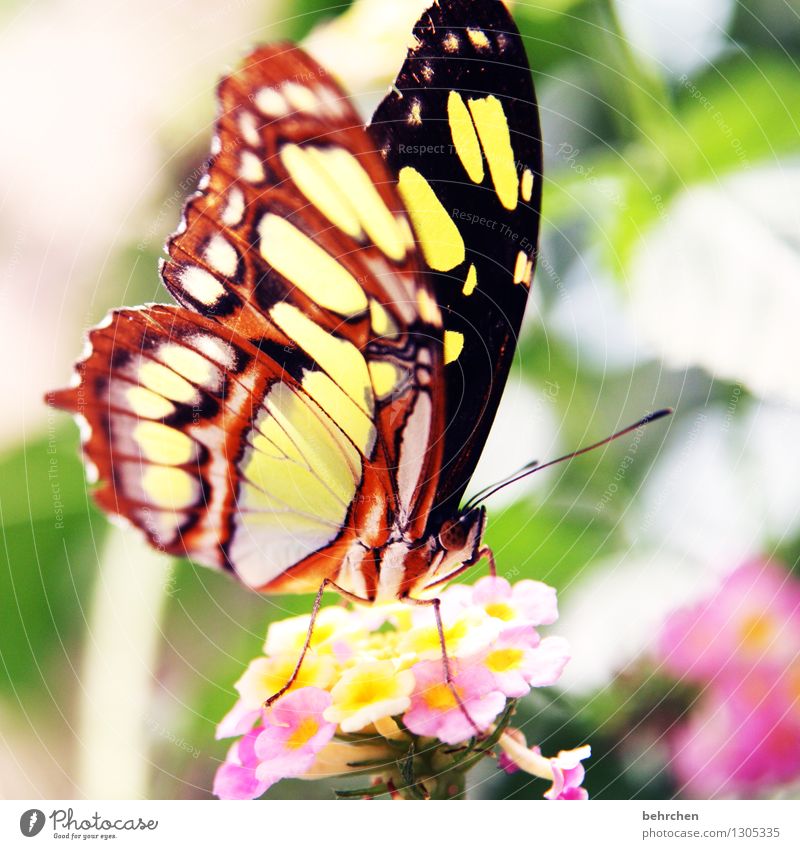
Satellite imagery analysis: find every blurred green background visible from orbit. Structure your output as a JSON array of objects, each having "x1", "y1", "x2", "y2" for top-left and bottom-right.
[{"x1": 2, "y1": 0, "x2": 799, "y2": 800}]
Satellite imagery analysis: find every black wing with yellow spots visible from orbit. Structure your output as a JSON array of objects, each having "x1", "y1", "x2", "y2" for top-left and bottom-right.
[{"x1": 370, "y1": 0, "x2": 542, "y2": 525}]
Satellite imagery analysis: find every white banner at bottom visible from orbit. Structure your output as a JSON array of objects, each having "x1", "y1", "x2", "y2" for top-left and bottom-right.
[{"x1": 1, "y1": 799, "x2": 797, "y2": 848}]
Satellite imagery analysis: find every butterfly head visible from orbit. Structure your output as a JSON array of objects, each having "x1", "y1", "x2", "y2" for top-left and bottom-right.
[{"x1": 434, "y1": 505, "x2": 487, "y2": 572}]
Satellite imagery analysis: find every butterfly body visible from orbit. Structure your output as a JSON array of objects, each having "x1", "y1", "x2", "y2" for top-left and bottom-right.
[{"x1": 50, "y1": 0, "x2": 541, "y2": 603}]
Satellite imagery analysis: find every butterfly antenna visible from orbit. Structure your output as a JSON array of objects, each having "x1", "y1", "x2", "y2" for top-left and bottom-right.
[
  {"x1": 463, "y1": 408, "x2": 672, "y2": 510},
  {"x1": 464, "y1": 458, "x2": 541, "y2": 508}
]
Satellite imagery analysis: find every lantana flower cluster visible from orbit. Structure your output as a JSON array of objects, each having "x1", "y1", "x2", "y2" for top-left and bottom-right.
[
  {"x1": 657, "y1": 561, "x2": 800, "y2": 797},
  {"x1": 214, "y1": 576, "x2": 590, "y2": 800}
]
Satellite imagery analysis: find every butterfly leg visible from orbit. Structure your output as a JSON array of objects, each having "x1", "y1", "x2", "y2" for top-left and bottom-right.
[
  {"x1": 478, "y1": 545, "x2": 497, "y2": 577},
  {"x1": 422, "y1": 543, "x2": 498, "y2": 592},
  {"x1": 265, "y1": 577, "x2": 370, "y2": 708},
  {"x1": 401, "y1": 595, "x2": 481, "y2": 737}
]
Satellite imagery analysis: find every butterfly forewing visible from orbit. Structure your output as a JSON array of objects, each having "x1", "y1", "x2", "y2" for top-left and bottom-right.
[
  {"x1": 370, "y1": 0, "x2": 542, "y2": 525},
  {"x1": 161, "y1": 44, "x2": 428, "y2": 345}
]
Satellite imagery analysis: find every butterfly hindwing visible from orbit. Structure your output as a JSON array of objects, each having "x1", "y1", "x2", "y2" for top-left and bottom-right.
[{"x1": 369, "y1": 0, "x2": 543, "y2": 524}]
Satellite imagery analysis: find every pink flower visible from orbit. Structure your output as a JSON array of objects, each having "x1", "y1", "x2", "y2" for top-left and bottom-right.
[
  {"x1": 481, "y1": 627, "x2": 570, "y2": 697},
  {"x1": 472, "y1": 576, "x2": 559, "y2": 626},
  {"x1": 658, "y1": 561, "x2": 800, "y2": 683},
  {"x1": 254, "y1": 688, "x2": 337, "y2": 784},
  {"x1": 657, "y1": 561, "x2": 800, "y2": 797},
  {"x1": 216, "y1": 700, "x2": 261, "y2": 741},
  {"x1": 497, "y1": 730, "x2": 591, "y2": 799},
  {"x1": 668, "y1": 664, "x2": 800, "y2": 797},
  {"x1": 216, "y1": 652, "x2": 335, "y2": 740},
  {"x1": 544, "y1": 746, "x2": 591, "y2": 800},
  {"x1": 403, "y1": 660, "x2": 506, "y2": 745},
  {"x1": 214, "y1": 688, "x2": 338, "y2": 798},
  {"x1": 213, "y1": 728, "x2": 273, "y2": 800}
]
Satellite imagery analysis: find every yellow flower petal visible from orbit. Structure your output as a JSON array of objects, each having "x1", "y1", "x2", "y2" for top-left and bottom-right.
[
  {"x1": 324, "y1": 660, "x2": 414, "y2": 732},
  {"x1": 235, "y1": 653, "x2": 336, "y2": 705}
]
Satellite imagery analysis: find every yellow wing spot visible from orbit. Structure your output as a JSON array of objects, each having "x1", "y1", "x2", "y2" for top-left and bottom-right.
[
  {"x1": 520, "y1": 168, "x2": 534, "y2": 202},
  {"x1": 239, "y1": 150, "x2": 265, "y2": 184},
  {"x1": 258, "y1": 214, "x2": 368, "y2": 316},
  {"x1": 417, "y1": 288, "x2": 442, "y2": 327},
  {"x1": 443, "y1": 32, "x2": 460, "y2": 52},
  {"x1": 448, "y1": 91, "x2": 484, "y2": 185},
  {"x1": 397, "y1": 166, "x2": 465, "y2": 272},
  {"x1": 142, "y1": 466, "x2": 196, "y2": 510},
  {"x1": 238, "y1": 111, "x2": 261, "y2": 147},
  {"x1": 468, "y1": 95, "x2": 518, "y2": 211},
  {"x1": 159, "y1": 344, "x2": 214, "y2": 387},
  {"x1": 317, "y1": 147, "x2": 407, "y2": 261},
  {"x1": 523, "y1": 258, "x2": 534, "y2": 287},
  {"x1": 139, "y1": 361, "x2": 197, "y2": 404},
  {"x1": 443, "y1": 330, "x2": 465, "y2": 364},
  {"x1": 180, "y1": 266, "x2": 226, "y2": 306},
  {"x1": 282, "y1": 82, "x2": 318, "y2": 113},
  {"x1": 513, "y1": 250, "x2": 531, "y2": 286},
  {"x1": 221, "y1": 186, "x2": 245, "y2": 226},
  {"x1": 133, "y1": 421, "x2": 194, "y2": 465},
  {"x1": 369, "y1": 299, "x2": 398, "y2": 337},
  {"x1": 462, "y1": 263, "x2": 478, "y2": 296},
  {"x1": 204, "y1": 233, "x2": 238, "y2": 277},
  {"x1": 126, "y1": 386, "x2": 175, "y2": 419},
  {"x1": 271, "y1": 302, "x2": 374, "y2": 415},
  {"x1": 302, "y1": 371, "x2": 376, "y2": 456},
  {"x1": 368, "y1": 360, "x2": 402, "y2": 399},
  {"x1": 467, "y1": 27, "x2": 491, "y2": 51},
  {"x1": 255, "y1": 86, "x2": 289, "y2": 117},
  {"x1": 280, "y1": 145, "x2": 363, "y2": 240},
  {"x1": 408, "y1": 98, "x2": 422, "y2": 126}
]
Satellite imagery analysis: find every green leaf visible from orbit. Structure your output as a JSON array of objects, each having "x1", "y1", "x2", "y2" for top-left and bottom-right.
[
  {"x1": 611, "y1": 55, "x2": 800, "y2": 270},
  {"x1": 481, "y1": 497, "x2": 619, "y2": 589}
]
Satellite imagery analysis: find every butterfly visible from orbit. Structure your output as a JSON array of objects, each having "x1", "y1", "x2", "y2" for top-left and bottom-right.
[{"x1": 50, "y1": 0, "x2": 542, "y2": 606}]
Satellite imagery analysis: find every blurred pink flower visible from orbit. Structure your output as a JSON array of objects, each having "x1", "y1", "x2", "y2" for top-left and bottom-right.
[
  {"x1": 669, "y1": 664, "x2": 800, "y2": 797},
  {"x1": 658, "y1": 561, "x2": 800, "y2": 682},
  {"x1": 403, "y1": 660, "x2": 505, "y2": 745},
  {"x1": 657, "y1": 561, "x2": 800, "y2": 797}
]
